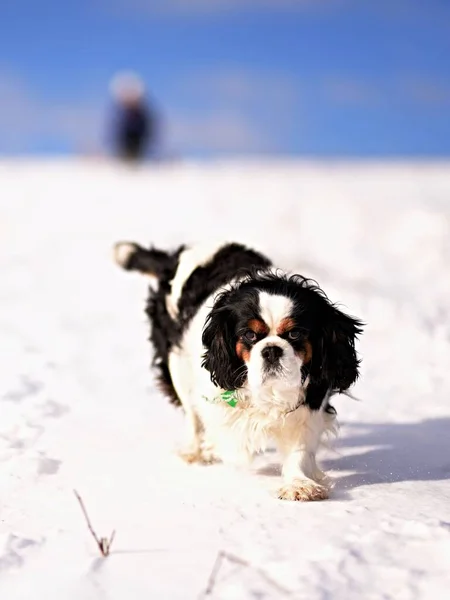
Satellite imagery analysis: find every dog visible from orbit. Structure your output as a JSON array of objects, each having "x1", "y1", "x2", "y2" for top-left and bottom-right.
[{"x1": 113, "y1": 241, "x2": 363, "y2": 501}]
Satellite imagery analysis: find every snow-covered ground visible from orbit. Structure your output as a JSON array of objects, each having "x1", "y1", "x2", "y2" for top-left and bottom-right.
[{"x1": 0, "y1": 158, "x2": 449, "y2": 599}]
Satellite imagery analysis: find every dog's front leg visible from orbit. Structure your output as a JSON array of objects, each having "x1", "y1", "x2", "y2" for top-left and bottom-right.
[
  {"x1": 278, "y1": 447, "x2": 329, "y2": 501},
  {"x1": 274, "y1": 410, "x2": 331, "y2": 501}
]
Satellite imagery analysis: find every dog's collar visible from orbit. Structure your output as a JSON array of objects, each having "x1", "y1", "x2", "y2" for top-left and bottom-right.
[
  {"x1": 202, "y1": 390, "x2": 238, "y2": 407},
  {"x1": 203, "y1": 369, "x2": 310, "y2": 410},
  {"x1": 202, "y1": 390, "x2": 305, "y2": 414}
]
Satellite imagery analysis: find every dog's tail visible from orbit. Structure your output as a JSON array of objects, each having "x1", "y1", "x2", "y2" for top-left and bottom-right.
[{"x1": 113, "y1": 241, "x2": 173, "y2": 279}]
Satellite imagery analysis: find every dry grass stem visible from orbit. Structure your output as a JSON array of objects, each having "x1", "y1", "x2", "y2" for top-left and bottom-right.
[{"x1": 74, "y1": 489, "x2": 115, "y2": 557}]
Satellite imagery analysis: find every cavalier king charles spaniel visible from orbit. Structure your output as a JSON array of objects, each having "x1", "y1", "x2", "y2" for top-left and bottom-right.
[{"x1": 113, "y1": 241, "x2": 363, "y2": 501}]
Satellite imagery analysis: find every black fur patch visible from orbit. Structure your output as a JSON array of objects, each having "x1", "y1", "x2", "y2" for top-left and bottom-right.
[{"x1": 143, "y1": 245, "x2": 185, "y2": 406}]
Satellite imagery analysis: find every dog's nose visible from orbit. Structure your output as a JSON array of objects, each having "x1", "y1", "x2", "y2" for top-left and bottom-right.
[{"x1": 261, "y1": 345, "x2": 283, "y2": 364}]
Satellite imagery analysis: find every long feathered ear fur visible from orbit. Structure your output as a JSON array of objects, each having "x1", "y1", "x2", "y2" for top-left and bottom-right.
[
  {"x1": 309, "y1": 302, "x2": 364, "y2": 404},
  {"x1": 201, "y1": 296, "x2": 245, "y2": 390}
]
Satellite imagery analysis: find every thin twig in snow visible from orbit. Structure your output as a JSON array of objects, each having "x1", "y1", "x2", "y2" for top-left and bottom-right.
[
  {"x1": 200, "y1": 550, "x2": 292, "y2": 598},
  {"x1": 73, "y1": 489, "x2": 116, "y2": 557}
]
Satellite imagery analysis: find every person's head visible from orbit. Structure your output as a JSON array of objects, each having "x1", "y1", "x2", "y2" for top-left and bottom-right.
[{"x1": 110, "y1": 71, "x2": 146, "y2": 107}]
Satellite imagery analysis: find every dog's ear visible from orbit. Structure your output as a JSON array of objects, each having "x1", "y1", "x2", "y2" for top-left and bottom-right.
[
  {"x1": 201, "y1": 297, "x2": 245, "y2": 390},
  {"x1": 310, "y1": 303, "x2": 364, "y2": 395}
]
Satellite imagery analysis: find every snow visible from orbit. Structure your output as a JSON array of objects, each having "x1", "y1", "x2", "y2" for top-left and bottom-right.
[{"x1": 1, "y1": 158, "x2": 450, "y2": 599}]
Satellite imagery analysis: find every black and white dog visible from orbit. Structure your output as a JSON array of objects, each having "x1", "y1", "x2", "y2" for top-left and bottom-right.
[{"x1": 113, "y1": 241, "x2": 363, "y2": 501}]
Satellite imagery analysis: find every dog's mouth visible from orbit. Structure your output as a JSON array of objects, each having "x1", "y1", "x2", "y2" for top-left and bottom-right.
[
  {"x1": 261, "y1": 362, "x2": 284, "y2": 382},
  {"x1": 258, "y1": 363, "x2": 308, "y2": 393}
]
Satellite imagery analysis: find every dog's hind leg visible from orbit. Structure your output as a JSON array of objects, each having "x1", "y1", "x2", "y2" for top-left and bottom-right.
[
  {"x1": 168, "y1": 350, "x2": 217, "y2": 465},
  {"x1": 178, "y1": 409, "x2": 208, "y2": 464},
  {"x1": 177, "y1": 402, "x2": 219, "y2": 465}
]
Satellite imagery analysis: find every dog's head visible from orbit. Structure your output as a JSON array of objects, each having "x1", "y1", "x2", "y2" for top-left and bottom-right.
[{"x1": 202, "y1": 270, "x2": 363, "y2": 411}]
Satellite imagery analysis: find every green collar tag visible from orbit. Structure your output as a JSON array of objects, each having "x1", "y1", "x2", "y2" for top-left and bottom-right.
[
  {"x1": 203, "y1": 390, "x2": 238, "y2": 407},
  {"x1": 220, "y1": 390, "x2": 238, "y2": 407}
]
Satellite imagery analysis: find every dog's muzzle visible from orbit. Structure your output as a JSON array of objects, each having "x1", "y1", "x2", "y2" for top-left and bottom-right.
[{"x1": 261, "y1": 345, "x2": 283, "y2": 365}]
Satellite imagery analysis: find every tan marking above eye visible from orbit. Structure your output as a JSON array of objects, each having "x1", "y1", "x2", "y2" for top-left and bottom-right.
[
  {"x1": 276, "y1": 317, "x2": 296, "y2": 335},
  {"x1": 248, "y1": 319, "x2": 269, "y2": 334}
]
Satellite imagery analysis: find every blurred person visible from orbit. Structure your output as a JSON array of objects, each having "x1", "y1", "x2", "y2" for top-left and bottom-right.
[{"x1": 109, "y1": 71, "x2": 157, "y2": 162}]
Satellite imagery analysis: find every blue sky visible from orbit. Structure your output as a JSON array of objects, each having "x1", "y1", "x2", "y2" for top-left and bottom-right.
[{"x1": 1, "y1": 0, "x2": 450, "y2": 157}]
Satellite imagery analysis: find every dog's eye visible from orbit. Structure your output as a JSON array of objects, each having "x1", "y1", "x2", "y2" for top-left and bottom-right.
[
  {"x1": 243, "y1": 330, "x2": 257, "y2": 343},
  {"x1": 287, "y1": 328, "x2": 301, "y2": 341}
]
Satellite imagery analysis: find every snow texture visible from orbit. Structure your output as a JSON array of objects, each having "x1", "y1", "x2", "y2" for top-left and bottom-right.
[{"x1": 0, "y1": 158, "x2": 449, "y2": 599}]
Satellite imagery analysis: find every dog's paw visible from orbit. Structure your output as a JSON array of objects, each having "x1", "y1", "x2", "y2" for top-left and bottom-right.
[
  {"x1": 113, "y1": 241, "x2": 139, "y2": 268},
  {"x1": 178, "y1": 447, "x2": 218, "y2": 466},
  {"x1": 277, "y1": 479, "x2": 329, "y2": 502}
]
